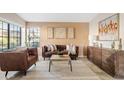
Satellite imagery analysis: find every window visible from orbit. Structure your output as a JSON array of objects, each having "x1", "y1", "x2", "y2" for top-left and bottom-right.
[
  {"x1": 26, "y1": 27, "x2": 40, "y2": 47},
  {"x1": 9, "y1": 24, "x2": 21, "y2": 48},
  {"x1": 0, "y1": 21, "x2": 8, "y2": 51},
  {"x1": 2, "y1": 22, "x2": 8, "y2": 50},
  {"x1": 0, "y1": 21, "x2": 3, "y2": 51},
  {"x1": 0, "y1": 20, "x2": 21, "y2": 51}
]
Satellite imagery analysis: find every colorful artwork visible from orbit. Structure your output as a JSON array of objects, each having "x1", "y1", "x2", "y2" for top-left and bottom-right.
[{"x1": 98, "y1": 14, "x2": 119, "y2": 41}]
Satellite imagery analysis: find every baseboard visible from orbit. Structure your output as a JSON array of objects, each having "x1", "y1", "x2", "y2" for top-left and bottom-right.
[
  {"x1": 39, "y1": 55, "x2": 87, "y2": 59},
  {"x1": 78, "y1": 55, "x2": 87, "y2": 58}
]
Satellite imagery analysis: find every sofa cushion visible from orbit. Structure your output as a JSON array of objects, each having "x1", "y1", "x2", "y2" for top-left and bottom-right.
[
  {"x1": 45, "y1": 51, "x2": 53, "y2": 56},
  {"x1": 56, "y1": 45, "x2": 66, "y2": 51},
  {"x1": 59, "y1": 50, "x2": 68, "y2": 54},
  {"x1": 51, "y1": 51, "x2": 58, "y2": 54}
]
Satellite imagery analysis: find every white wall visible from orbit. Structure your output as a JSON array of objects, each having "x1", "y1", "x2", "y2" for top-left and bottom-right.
[
  {"x1": 21, "y1": 27, "x2": 26, "y2": 47},
  {"x1": 120, "y1": 13, "x2": 124, "y2": 49},
  {"x1": 0, "y1": 13, "x2": 25, "y2": 26},
  {"x1": 89, "y1": 13, "x2": 124, "y2": 49}
]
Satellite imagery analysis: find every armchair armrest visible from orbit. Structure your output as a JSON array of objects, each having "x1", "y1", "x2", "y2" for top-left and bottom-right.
[
  {"x1": 27, "y1": 48, "x2": 38, "y2": 60},
  {"x1": 0, "y1": 51, "x2": 28, "y2": 71}
]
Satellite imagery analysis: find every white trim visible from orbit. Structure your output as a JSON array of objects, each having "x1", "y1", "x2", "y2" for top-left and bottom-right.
[
  {"x1": 0, "y1": 17, "x2": 23, "y2": 27},
  {"x1": 78, "y1": 55, "x2": 87, "y2": 58},
  {"x1": 78, "y1": 55, "x2": 83, "y2": 58}
]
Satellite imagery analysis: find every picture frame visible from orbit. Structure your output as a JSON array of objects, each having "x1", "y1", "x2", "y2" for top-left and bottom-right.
[
  {"x1": 47, "y1": 27, "x2": 54, "y2": 39},
  {"x1": 98, "y1": 13, "x2": 119, "y2": 41},
  {"x1": 67, "y1": 27, "x2": 75, "y2": 39},
  {"x1": 54, "y1": 27, "x2": 66, "y2": 39}
]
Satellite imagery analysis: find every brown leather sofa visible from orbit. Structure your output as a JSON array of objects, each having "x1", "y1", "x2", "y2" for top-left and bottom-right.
[
  {"x1": 42, "y1": 45, "x2": 79, "y2": 60},
  {"x1": 0, "y1": 48, "x2": 38, "y2": 77}
]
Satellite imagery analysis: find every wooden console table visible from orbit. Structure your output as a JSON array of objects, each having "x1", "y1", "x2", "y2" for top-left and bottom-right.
[{"x1": 87, "y1": 46, "x2": 124, "y2": 78}]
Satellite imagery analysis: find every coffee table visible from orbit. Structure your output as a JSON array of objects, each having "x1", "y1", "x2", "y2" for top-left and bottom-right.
[{"x1": 49, "y1": 55, "x2": 72, "y2": 72}]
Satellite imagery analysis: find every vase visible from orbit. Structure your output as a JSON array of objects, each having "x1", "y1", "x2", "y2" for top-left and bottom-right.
[{"x1": 119, "y1": 38, "x2": 122, "y2": 50}]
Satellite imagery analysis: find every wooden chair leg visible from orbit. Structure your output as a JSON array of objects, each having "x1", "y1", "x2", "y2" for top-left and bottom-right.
[
  {"x1": 5, "y1": 71, "x2": 8, "y2": 77},
  {"x1": 24, "y1": 71, "x2": 27, "y2": 76}
]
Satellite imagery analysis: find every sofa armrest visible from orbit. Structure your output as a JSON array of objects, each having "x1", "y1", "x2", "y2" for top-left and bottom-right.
[
  {"x1": 28, "y1": 48, "x2": 38, "y2": 60},
  {"x1": 28, "y1": 48, "x2": 37, "y2": 55},
  {"x1": 76, "y1": 46, "x2": 79, "y2": 57},
  {"x1": 42, "y1": 46, "x2": 48, "y2": 57},
  {"x1": 0, "y1": 51, "x2": 28, "y2": 71}
]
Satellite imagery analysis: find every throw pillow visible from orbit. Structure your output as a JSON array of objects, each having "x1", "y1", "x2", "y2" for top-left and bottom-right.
[
  {"x1": 71, "y1": 45, "x2": 76, "y2": 54},
  {"x1": 66, "y1": 45, "x2": 70, "y2": 51},
  {"x1": 66, "y1": 45, "x2": 70, "y2": 54},
  {"x1": 50, "y1": 44, "x2": 54, "y2": 52},
  {"x1": 46, "y1": 44, "x2": 51, "y2": 51},
  {"x1": 67, "y1": 44, "x2": 76, "y2": 55},
  {"x1": 53, "y1": 44, "x2": 57, "y2": 51}
]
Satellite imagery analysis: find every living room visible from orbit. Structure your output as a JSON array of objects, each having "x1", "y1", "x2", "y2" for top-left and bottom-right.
[
  {"x1": 0, "y1": 13, "x2": 124, "y2": 80},
  {"x1": 0, "y1": 13, "x2": 91, "y2": 79},
  {"x1": 1, "y1": 0, "x2": 124, "y2": 93}
]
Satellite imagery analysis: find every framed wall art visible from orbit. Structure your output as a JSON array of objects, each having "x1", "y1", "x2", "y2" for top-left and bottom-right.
[
  {"x1": 98, "y1": 13, "x2": 119, "y2": 41},
  {"x1": 47, "y1": 27, "x2": 54, "y2": 39},
  {"x1": 67, "y1": 27, "x2": 75, "y2": 39},
  {"x1": 54, "y1": 27, "x2": 66, "y2": 39}
]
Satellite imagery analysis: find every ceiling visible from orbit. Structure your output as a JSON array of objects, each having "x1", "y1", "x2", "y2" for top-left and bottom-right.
[{"x1": 17, "y1": 13, "x2": 98, "y2": 22}]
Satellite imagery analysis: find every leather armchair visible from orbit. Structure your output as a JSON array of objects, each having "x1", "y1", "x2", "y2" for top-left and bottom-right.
[{"x1": 0, "y1": 48, "x2": 38, "y2": 77}]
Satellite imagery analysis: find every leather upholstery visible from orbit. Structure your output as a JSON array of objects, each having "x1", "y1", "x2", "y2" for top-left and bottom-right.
[
  {"x1": 0, "y1": 48, "x2": 38, "y2": 72},
  {"x1": 42, "y1": 45, "x2": 79, "y2": 60}
]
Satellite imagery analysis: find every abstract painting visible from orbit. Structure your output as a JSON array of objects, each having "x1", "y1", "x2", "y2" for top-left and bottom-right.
[{"x1": 98, "y1": 14, "x2": 119, "y2": 41}]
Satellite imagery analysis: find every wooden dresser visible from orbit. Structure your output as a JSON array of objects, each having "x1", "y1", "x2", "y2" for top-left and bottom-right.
[{"x1": 87, "y1": 46, "x2": 124, "y2": 78}]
